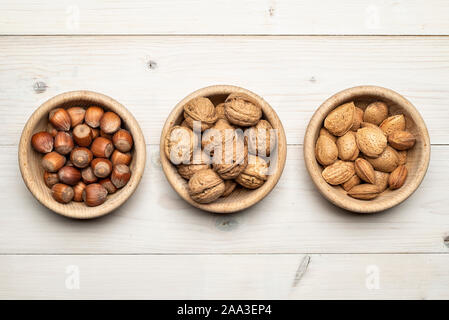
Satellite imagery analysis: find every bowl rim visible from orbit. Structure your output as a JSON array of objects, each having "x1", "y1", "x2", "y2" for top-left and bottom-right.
[
  {"x1": 160, "y1": 84, "x2": 287, "y2": 213},
  {"x1": 18, "y1": 90, "x2": 146, "y2": 219},
  {"x1": 303, "y1": 85, "x2": 431, "y2": 213}
]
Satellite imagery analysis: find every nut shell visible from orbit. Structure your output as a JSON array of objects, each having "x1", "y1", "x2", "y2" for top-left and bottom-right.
[
  {"x1": 81, "y1": 167, "x2": 98, "y2": 184},
  {"x1": 82, "y1": 183, "x2": 108, "y2": 207},
  {"x1": 247, "y1": 119, "x2": 276, "y2": 157},
  {"x1": 73, "y1": 181, "x2": 86, "y2": 202},
  {"x1": 112, "y1": 129, "x2": 133, "y2": 153},
  {"x1": 319, "y1": 128, "x2": 337, "y2": 142},
  {"x1": 356, "y1": 126, "x2": 387, "y2": 158},
  {"x1": 54, "y1": 131, "x2": 74, "y2": 155},
  {"x1": 365, "y1": 146, "x2": 399, "y2": 173},
  {"x1": 336, "y1": 131, "x2": 359, "y2": 161},
  {"x1": 188, "y1": 169, "x2": 225, "y2": 203},
  {"x1": 387, "y1": 131, "x2": 416, "y2": 151},
  {"x1": 177, "y1": 152, "x2": 211, "y2": 180},
  {"x1": 58, "y1": 166, "x2": 81, "y2": 185},
  {"x1": 235, "y1": 155, "x2": 268, "y2": 189},
  {"x1": 111, "y1": 164, "x2": 131, "y2": 188},
  {"x1": 31, "y1": 131, "x2": 54, "y2": 154},
  {"x1": 324, "y1": 102, "x2": 355, "y2": 136},
  {"x1": 164, "y1": 125, "x2": 196, "y2": 165},
  {"x1": 70, "y1": 147, "x2": 93, "y2": 168},
  {"x1": 110, "y1": 150, "x2": 132, "y2": 166},
  {"x1": 379, "y1": 114, "x2": 406, "y2": 135},
  {"x1": 100, "y1": 111, "x2": 121, "y2": 134},
  {"x1": 202, "y1": 118, "x2": 234, "y2": 152},
  {"x1": 342, "y1": 175, "x2": 361, "y2": 192},
  {"x1": 85, "y1": 106, "x2": 104, "y2": 128},
  {"x1": 315, "y1": 135, "x2": 338, "y2": 166},
  {"x1": 224, "y1": 92, "x2": 262, "y2": 127},
  {"x1": 42, "y1": 152, "x2": 66, "y2": 172},
  {"x1": 183, "y1": 97, "x2": 217, "y2": 131},
  {"x1": 67, "y1": 107, "x2": 86, "y2": 127},
  {"x1": 43, "y1": 171, "x2": 59, "y2": 188},
  {"x1": 388, "y1": 165, "x2": 408, "y2": 190},
  {"x1": 91, "y1": 137, "x2": 114, "y2": 158},
  {"x1": 354, "y1": 158, "x2": 376, "y2": 184},
  {"x1": 73, "y1": 124, "x2": 93, "y2": 147},
  {"x1": 215, "y1": 103, "x2": 226, "y2": 120},
  {"x1": 374, "y1": 170, "x2": 389, "y2": 192},
  {"x1": 363, "y1": 101, "x2": 389, "y2": 125},
  {"x1": 351, "y1": 107, "x2": 364, "y2": 131},
  {"x1": 321, "y1": 160, "x2": 355, "y2": 185},
  {"x1": 222, "y1": 180, "x2": 237, "y2": 197},
  {"x1": 49, "y1": 108, "x2": 71, "y2": 131},
  {"x1": 91, "y1": 158, "x2": 113, "y2": 178},
  {"x1": 213, "y1": 137, "x2": 248, "y2": 180},
  {"x1": 51, "y1": 183, "x2": 74, "y2": 203},
  {"x1": 347, "y1": 184, "x2": 380, "y2": 200}
]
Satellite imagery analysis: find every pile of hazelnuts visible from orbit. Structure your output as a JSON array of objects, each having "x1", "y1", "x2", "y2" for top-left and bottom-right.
[{"x1": 31, "y1": 106, "x2": 133, "y2": 206}]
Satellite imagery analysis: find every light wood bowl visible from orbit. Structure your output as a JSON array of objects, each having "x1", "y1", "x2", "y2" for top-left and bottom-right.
[
  {"x1": 304, "y1": 85, "x2": 430, "y2": 213},
  {"x1": 160, "y1": 85, "x2": 287, "y2": 213},
  {"x1": 18, "y1": 91, "x2": 146, "y2": 219}
]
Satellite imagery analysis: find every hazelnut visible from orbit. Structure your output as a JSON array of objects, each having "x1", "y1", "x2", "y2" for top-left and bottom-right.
[
  {"x1": 100, "y1": 130, "x2": 113, "y2": 140},
  {"x1": 43, "y1": 171, "x2": 59, "y2": 188},
  {"x1": 91, "y1": 158, "x2": 113, "y2": 178},
  {"x1": 235, "y1": 155, "x2": 268, "y2": 189},
  {"x1": 82, "y1": 183, "x2": 108, "y2": 207},
  {"x1": 42, "y1": 152, "x2": 66, "y2": 172},
  {"x1": 110, "y1": 150, "x2": 132, "y2": 166},
  {"x1": 246, "y1": 119, "x2": 276, "y2": 157},
  {"x1": 111, "y1": 164, "x2": 131, "y2": 188},
  {"x1": 85, "y1": 106, "x2": 104, "y2": 128},
  {"x1": 51, "y1": 183, "x2": 74, "y2": 204},
  {"x1": 91, "y1": 137, "x2": 114, "y2": 158},
  {"x1": 58, "y1": 166, "x2": 81, "y2": 185},
  {"x1": 81, "y1": 167, "x2": 98, "y2": 184},
  {"x1": 164, "y1": 125, "x2": 196, "y2": 165},
  {"x1": 188, "y1": 169, "x2": 225, "y2": 204},
  {"x1": 183, "y1": 97, "x2": 217, "y2": 131},
  {"x1": 70, "y1": 147, "x2": 93, "y2": 168},
  {"x1": 46, "y1": 123, "x2": 58, "y2": 137},
  {"x1": 112, "y1": 129, "x2": 133, "y2": 152},
  {"x1": 73, "y1": 181, "x2": 86, "y2": 202},
  {"x1": 54, "y1": 131, "x2": 74, "y2": 155},
  {"x1": 99, "y1": 178, "x2": 117, "y2": 194},
  {"x1": 73, "y1": 124, "x2": 93, "y2": 147},
  {"x1": 100, "y1": 111, "x2": 121, "y2": 134},
  {"x1": 66, "y1": 107, "x2": 86, "y2": 127},
  {"x1": 91, "y1": 128, "x2": 100, "y2": 139},
  {"x1": 31, "y1": 131, "x2": 54, "y2": 153},
  {"x1": 224, "y1": 92, "x2": 262, "y2": 127},
  {"x1": 49, "y1": 108, "x2": 71, "y2": 131}
]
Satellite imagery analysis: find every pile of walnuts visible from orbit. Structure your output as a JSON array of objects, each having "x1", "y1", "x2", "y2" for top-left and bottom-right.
[{"x1": 164, "y1": 93, "x2": 277, "y2": 204}]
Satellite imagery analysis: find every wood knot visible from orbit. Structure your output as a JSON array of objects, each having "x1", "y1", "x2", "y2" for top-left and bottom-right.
[
  {"x1": 444, "y1": 236, "x2": 449, "y2": 248},
  {"x1": 33, "y1": 81, "x2": 47, "y2": 93},
  {"x1": 215, "y1": 216, "x2": 239, "y2": 231},
  {"x1": 309, "y1": 76, "x2": 317, "y2": 83},
  {"x1": 268, "y1": 7, "x2": 275, "y2": 16},
  {"x1": 147, "y1": 60, "x2": 158, "y2": 70}
]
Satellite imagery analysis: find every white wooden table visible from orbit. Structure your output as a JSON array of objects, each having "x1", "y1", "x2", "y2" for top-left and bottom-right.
[{"x1": 1, "y1": 0, "x2": 449, "y2": 299}]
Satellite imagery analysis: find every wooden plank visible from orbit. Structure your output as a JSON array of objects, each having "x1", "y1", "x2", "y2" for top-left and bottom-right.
[
  {"x1": 1, "y1": 254, "x2": 448, "y2": 299},
  {"x1": 2, "y1": 145, "x2": 449, "y2": 254},
  {"x1": 1, "y1": 36, "x2": 449, "y2": 145},
  {"x1": 1, "y1": 1, "x2": 449, "y2": 35}
]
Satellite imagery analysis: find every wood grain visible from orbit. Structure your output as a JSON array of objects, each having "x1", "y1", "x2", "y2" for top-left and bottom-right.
[
  {"x1": 2, "y1": 145, "x2": 449, "y2": 254},
  {"x1": 1, "y1": 254, "x2": 448, "y2": 299},
  {"x1": 1, "y1": 0, "x2": 449, "y2": 35},
  {"x1": 1, "y1": 36, "x2": 449, "y2": 146}
]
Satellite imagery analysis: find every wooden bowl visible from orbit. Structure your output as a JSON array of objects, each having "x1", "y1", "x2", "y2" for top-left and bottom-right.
[
  {"x1": 160, "y1": 85, "x2": 287, "y2": 213},
  {"x1": 18, "y1": 91, "x2": 146, "y2": 219},
  {"x1": 304, "y1": 85, "x2": 430, "y2": 213}
]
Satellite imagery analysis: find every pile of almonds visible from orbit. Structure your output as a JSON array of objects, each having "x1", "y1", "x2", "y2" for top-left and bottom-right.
[
  {"x1": 164, "y1": 93, "x2": 277, "y2": 204},
  {"x1": 315, "y1": 101, "x2": 416, "y2": 200},
  {"x1": 31, "y1": 106, "x2": 133, "y2": 206}
]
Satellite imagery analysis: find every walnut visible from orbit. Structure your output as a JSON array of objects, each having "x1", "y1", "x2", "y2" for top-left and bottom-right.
[
  {"x1": 235, "y1": 155, "x2": 268, "y2": 189},
  {"x1": 224, "y1": 92, "x2": 262, "y2": 127},
  {"x1": 215, "y1": 103, "x2": 226, "y2": 120},
  {"x1": 246, "y1": 119, "x2": 276, "y2": 156},
  {"x1": 222, "y1": 180, "x2": 237, "y2": 197},
  {"x1": 164, "y1": 125, "x2": 197, "y2": 165},
  {"x1": 212, "y1": 134, "x2": 248, "y2": 180},
  {"x1": 183, "y1": 97, "x2": 217, "y2": 131},
  {"x1": 202, "y1": 118, "x2": 234, "y2": 153},
  {"x1": 188, "y1": 169, "x2": 225, "y2": 203},
  {"x1": 177, "y1": 151, "x2": 211, "y2": 180}
]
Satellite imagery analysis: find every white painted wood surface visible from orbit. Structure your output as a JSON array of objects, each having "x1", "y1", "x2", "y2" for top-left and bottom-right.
[
  {"x1": 1, "y1": 0, "x2": 449, "y2": 299},
  {"x1": 1, "y1": 254, "x2": 448, "y2": 299},
  {"x1": 1, "y1": 0, "x2": 449, "y2": 35}
]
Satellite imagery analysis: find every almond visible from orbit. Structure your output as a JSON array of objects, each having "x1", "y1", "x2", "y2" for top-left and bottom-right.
[
  {"x1": 342, "y1": 175, "x2": 361, "y2": 191},
  {"x1": 319, "y1": 128, "x2": 337, "y2": 142},
  {"x1": 322, "y1": 160, "x2": 355, "y2": 185},
  {"x1": 379, "y1": 114, "x2": 406, "y2": 135},
  {"x1": 365, "y1": 146, "x2": 399, "y2": 173},
  {"x1": 388, "y1": 165, "x2": 408, "y2": 190},
  {"x1": 374, "y1": 170, "x2": 389, "y2": 192},
  {"x1": 347, "y1": 184, "x2": 380, "y2": 200},
  {"x1": 336, "y1": 131, "x2": 359, "y2": 161},
  {"x1": 355, "y1": 126, "x2": 387, "y2": 158},
  {"x1": 324, "y1": 102, "x2": 355, "y2": 136},
  {"x1": 397, "y1": 150, "x2": 407, "y2": 165},
  {"x1": 363, "y1": 101, "x2": 389, "y2": 125},
  {"x1": 351, "y1": 107, "x2": 364, "y2": 131},
  {"x1": 354, "y1": 158, "x2": 376, "y2": 184},
  {"x1": 360, "y1": 122, "x2": 381, "y2": 130},
  {"x1": 315, "y1": 135, "x2": 338, "y2": 166},
  {"x1": 388, "y1": 131, "x2": 416, "y2": 150}
]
